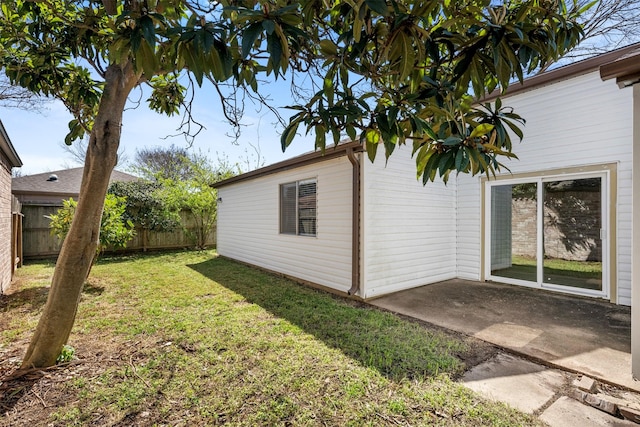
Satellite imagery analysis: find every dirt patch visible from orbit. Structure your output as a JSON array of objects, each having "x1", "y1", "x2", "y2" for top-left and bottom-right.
[{"x1": 1, "y1": 335, "x2": 162, "y2": 427}]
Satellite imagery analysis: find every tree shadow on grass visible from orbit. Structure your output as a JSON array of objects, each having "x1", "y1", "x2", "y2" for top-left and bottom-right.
[
  {"x1": 188, "y1": 257, "x2": 488, "y2": 381},
  {"x1": 0, "y1": 286, "x2": 49, "y2": 313},
  {"x1": 0, "y1": 283, "x2": 104, "y2": 314},
  {"x1": 96, "y1": 249, "x2": 206, "y2": 266}
]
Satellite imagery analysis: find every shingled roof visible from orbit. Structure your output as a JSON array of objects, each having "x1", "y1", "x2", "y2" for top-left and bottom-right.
[{"x1": 12, "y1": 167, "x2": 139, "y2": 203}]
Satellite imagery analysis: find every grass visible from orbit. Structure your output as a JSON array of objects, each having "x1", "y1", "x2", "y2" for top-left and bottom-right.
[
  {"x1": 1, "y1": 251, "x2": 540, "y2": 426},
  {"x1": 514, "y1": 255, "x2": 602, "y2": 276},
  {"x1": 492, "y1": 255, "x2": 602, "y2": 290}
]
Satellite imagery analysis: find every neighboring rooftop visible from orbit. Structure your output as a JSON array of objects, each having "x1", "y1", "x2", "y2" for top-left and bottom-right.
[{"x1": 12, "y1": 167, "x2": 139, "y2": 203}]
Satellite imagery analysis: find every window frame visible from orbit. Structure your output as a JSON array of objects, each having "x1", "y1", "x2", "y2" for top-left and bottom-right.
[{"x1": 279, "y1": 178, "x2": 317, "y2": 237}]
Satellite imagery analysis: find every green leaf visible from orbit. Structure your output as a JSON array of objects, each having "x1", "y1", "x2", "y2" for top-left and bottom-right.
[
  {"x1": 324, "y1": 77, "x2": 334, "y2": 104},
  {"x1": 130, "y1": 27, "x2": 142, "y2": 52},
  {"x1": 384, "y1": 138, "x2": 396, "y2": 157},
  {"x1": 469, "y1": 123, "x2": 494, "y2": 139},
  {"x1": 241, "y1": 23, "x2": 261, "y2": 59},
  {"x1": 262, "y1": 20, "x2": 275, "y2": 35},
  {"x1": 415, "y1": 145, "x2": 431, "y2": 176},
  {"x1": 209, "y1": 41, "x2": 233, "y2": 81},
  {"x1": 366, "y1": 128, "x2": 380, "y2": 145},
  {"x1": 139, "y1": 15, "x2": 156, "y2": 50},
  {"x1": 267, "y1": 32, "x2": 283, "y2": 75},
  {"x1": 315, "y1": 125, "x2": 327, "y2": 150},
  {"x1": 398, "y1": 32, "x2": 415, "y2": 81},
  {"x1": 454, "y1": 147, "x2": 467, "y2": 171},
  {"x1": 443, "y1": 136, "x2": 462, "y2": 146},
  {"x1": 502, "y1": 118, "x2": 524, "y2": 140},
  {"x1": 346, "y1": 125, "x2": 357, "y2": 142},
  {"x1": 319, "y1": 39, "x2": 338, "y2": 56},
  {"x1": 137, "y1": 40, "x2": 158, "y2": 80},
  {"x1": 281, "y1": 121, "x2": 300, "y2": 151},
  {"x1": 365, "y1": 0, "x2": 389, "y2": 16},
  {"x1": 578, "y1": 0, "x2": 598, "y2": 14},
  {"x1": 365, "y1": 128, "x2": 381, "y2": 162}
]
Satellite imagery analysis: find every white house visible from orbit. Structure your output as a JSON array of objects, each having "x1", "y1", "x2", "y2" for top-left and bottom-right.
[{"x1": 213, "y1": 43, "x2": 640, "y2": 372}]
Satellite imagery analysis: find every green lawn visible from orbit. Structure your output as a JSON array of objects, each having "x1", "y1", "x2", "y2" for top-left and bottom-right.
[
  {"x1": 1, "y1": 251, "x2": 540, "y2": 426},
  {"x1": 492, "y1": 255, "x2": 602, "y2": 290}
]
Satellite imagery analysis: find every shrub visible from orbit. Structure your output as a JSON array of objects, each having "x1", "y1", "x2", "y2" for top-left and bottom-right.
[{"x1": 47, "y1": 194, "x2": 135, "y2": 260}]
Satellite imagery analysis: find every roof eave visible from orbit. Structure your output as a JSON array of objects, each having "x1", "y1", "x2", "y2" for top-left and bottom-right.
[
  {"x1": 12, "y1": 189, "x2": 79, "y2": 198},
  {"x1": 212, "y1": 140, "x2": 365, "y2": 188},
  {"x1": 482, "y1": 43, "x2": 640, "y2": 102},
  {"x1": 0, "y1": 120, "x2": 23, "y2": 168},
  {"x1": 599, "y1": 49, "x2": 640, "y2": 88}
]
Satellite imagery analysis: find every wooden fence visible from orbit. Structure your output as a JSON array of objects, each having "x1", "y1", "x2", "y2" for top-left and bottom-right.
[{"x1": 21, "y1": 204, "x2": 216, "y2": 259}]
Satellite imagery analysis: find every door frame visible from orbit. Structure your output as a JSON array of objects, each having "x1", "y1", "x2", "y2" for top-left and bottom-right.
[{"x1": 481, "y1": 163, "x2": 617, "y2": 302}]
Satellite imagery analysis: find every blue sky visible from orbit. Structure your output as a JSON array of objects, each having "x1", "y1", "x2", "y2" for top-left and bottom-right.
[{"x1": 3, "y1": 80, "x2": 315, "y2": 176}]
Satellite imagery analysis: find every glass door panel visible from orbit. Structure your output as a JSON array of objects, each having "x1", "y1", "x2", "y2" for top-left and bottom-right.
[
  {"x1": 490, "y1": 182, "x2": 538, "y2": 282},
  {"x1": 542, "y1": 178, "x2": 602, "y2": 291}
]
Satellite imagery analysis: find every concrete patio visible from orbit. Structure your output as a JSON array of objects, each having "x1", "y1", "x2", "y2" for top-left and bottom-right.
[{"x1": 369, "y1": 279, "x2": 637, "y2": 392}]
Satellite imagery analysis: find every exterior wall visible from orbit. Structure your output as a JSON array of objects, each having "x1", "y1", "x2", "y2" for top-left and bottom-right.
[
  {"x1": 0, "y1": 152, "x2": 12, "y2": 293},
  {"x1": 361, "y1": 144, "x2": 457, "y2": 298},
  {"x1": 217, "y1": 157, "x2": 353, "y2": 293},
  {"x1": 456, "y1": 70, "x2": 634, "y2": 305}
]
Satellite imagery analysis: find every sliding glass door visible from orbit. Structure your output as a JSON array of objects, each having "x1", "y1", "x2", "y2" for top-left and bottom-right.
[{"x1": 487, "y1": 173, "x2": 607, "y2": 298}]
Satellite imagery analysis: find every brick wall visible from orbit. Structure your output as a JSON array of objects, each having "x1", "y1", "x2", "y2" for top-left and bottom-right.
[
  {"x1": 0, "y1": 152, "x2": 12, "y2": 293},
  {"x1": 512, "y1": 191, "x2": 601, "y2": 262}
]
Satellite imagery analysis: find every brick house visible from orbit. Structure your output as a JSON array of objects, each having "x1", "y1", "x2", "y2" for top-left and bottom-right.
[{"x1": 0, "y1": 120, "x2": 23, "y2": 294}]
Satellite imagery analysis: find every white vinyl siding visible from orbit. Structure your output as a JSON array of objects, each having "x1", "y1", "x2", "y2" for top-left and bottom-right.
[
  {"x1": 455, "y1": 71, "x2": 634, "y2": 305},
  {"x1": 361, "y1": 144, "x2": 457, "y2": 298},
  {"x1": 217, "y1": 157, "x2": 352, "y2": 293}
]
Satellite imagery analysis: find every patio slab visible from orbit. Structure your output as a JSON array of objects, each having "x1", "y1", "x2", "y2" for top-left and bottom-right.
[
  {"x1": 461, "y1": 353, "x2": 568, "y2": 414},
  {"x1": 540, "y1": 397, "x2": 637, "y2": 426},
  {"x1": 368, "y1": 279, "x2": 637, "y2": 391}
]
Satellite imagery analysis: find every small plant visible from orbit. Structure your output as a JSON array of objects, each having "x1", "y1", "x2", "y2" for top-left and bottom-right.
[{"x1": 56, "y1": 344, "x2": 75, "y2": 364}]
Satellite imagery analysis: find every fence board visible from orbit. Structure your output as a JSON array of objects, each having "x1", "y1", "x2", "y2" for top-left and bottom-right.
[{"x1": 21, "y1": 204, "x2": 216, "y2": 259}]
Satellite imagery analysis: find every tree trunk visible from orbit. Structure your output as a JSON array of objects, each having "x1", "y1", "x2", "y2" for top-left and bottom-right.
[{"x1": 21, "y1": 63, "x2": 140, "y2": 369}]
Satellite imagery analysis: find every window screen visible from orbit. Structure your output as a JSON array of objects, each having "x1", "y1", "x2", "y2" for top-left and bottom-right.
[{"x1": 279, "y1": 179, "x2": 316, "y2": 236}]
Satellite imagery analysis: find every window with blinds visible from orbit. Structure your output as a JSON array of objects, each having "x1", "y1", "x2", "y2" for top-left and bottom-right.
[{"x1": 279, "y1": 178, "x2": 316, "y2": 236}]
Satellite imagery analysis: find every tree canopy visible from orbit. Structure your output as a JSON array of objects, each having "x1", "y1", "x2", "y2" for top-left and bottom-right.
[
  {"x1": 157, "y1": 152, "x2": 236, "y2": 248},
  {"x1": 1, "y1": 0, "x2": 585, "y2": 181},
  {"x1": 0, "y1": 0, "x2": 586, "y2": 368},
  {"x1": 132, "y1": 144, "x2": 208, "y2": 181}
]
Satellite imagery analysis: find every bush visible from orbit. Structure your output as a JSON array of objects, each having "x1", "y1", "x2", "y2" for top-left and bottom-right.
[
  {"x1": 108, "y1": 180, "x2": 181, "y2": 232},
  {"x1": 47, "y1": 194, "x2": 135, "y2": 260}
]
